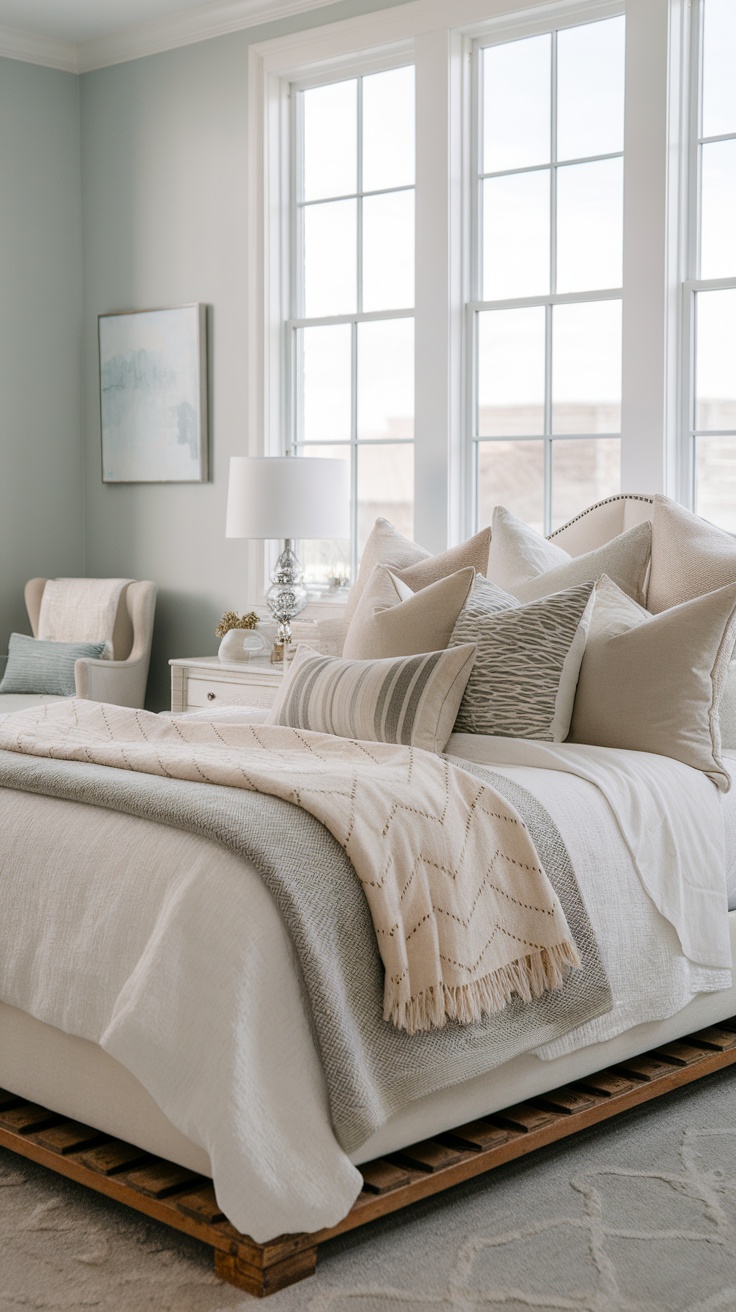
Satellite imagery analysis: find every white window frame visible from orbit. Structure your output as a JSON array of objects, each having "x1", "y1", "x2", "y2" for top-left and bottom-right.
[
  {"x1": 288, "y1": 58, "x2": 417, "y2": 582},
  {"x1": 680, "y1": 0, "x2": 736, "y2": 513},
  {"x1": 246, "y1": 0, "x2": 689, "y2": 603}
]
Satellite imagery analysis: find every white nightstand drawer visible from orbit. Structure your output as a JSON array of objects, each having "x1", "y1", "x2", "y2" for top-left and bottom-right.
[
  {"x1": 186, "y1": 676, "x2": 277, "y2": 710},
  {"x1": 170, "y1": 657, "x2": 285, "y2": 714}
]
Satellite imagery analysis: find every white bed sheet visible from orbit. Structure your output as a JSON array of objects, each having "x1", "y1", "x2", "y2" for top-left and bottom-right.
[{"x1": 0, "y1": 735, "x2": 731, "y2": 1242}]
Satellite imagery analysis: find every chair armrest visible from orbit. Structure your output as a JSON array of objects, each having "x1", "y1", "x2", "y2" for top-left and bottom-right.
[{"x1": 74, "y1": 653, "x2": 150, "y2": 708}]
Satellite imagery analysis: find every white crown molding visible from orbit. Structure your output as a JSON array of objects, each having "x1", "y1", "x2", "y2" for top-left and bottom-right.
[
  {"x1": 77, "y1": 0, "x2": 342, "y2": 73},
  {"x1": 0, "y1": 22, "x2": 78, "y2": 72}
]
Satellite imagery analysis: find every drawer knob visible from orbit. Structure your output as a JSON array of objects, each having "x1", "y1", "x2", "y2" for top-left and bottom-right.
[{"x1": 207, "y1": 692, "x2": 216, "y2": 701}]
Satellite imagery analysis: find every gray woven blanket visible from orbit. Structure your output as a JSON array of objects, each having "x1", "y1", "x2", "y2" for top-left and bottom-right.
[{"x1": 0, "y1": 747, "x2": 611, "y2": 1152}]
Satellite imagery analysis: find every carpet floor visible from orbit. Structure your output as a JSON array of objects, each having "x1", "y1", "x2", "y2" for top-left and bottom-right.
[{"x1": 2, "y1": 1070, "x2": 736, "y2": 1311}]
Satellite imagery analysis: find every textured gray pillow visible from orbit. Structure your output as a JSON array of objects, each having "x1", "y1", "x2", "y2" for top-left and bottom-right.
[
  {"x1": 568, "y1": 576, "x2": 736, "y2": 790},
  {"x1": 487, "y1": 505, "x2": 651, "y2": 606},
  {"x1": 270, "y1": 643, "x2": 477, "y2": 753},
  {"x1": 449, "y1": 581, "x2": 594, "y2": 741},
  {"x1": 0, "y1": 633, "x2": 106, "y2": 697}
]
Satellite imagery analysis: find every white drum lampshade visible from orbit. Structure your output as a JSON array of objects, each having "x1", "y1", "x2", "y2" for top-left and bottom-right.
[
  {"x1": 225, "y1": 455, "x2": 350, "y2": 660},
  {"x1": 226, "y1": 456, "x2": 350, "y2": 541}
]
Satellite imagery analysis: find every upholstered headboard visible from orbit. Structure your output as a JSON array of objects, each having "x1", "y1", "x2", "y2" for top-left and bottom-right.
[{"x1": 548, "y1": 494, "x2": 654, "y2": 558}]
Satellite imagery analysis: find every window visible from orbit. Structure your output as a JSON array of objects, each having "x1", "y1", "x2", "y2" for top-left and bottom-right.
[
  {"x1": 471, "y1": 16, "x2": 625, "y2": 535},
  {"x1": 249, "y1": 0, "x2": 694, "y2": 589},
  {"x1": 289, "y1": 66, "x2": 416, "y2": 584},
  {"x1": 686, "y1": 0, "x2": 736, "y2": 531}
]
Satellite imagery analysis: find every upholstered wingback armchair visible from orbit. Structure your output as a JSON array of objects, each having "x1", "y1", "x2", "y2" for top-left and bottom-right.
[{"x1": 0, "y1": 579, "x2": 156, "y2": 713}]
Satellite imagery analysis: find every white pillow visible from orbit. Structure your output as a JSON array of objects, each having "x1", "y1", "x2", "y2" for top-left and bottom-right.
[{"x1": 486, "y1": 505, "x2": 651, "y2": 606}]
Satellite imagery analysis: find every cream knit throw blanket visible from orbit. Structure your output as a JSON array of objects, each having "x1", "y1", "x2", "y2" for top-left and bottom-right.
[
  {"x1": 0, "y1": 701, "x2": 581, "y2": 1033},
  {"x1": 38, "y1": 578, "x2": 132, "y2": 658}
]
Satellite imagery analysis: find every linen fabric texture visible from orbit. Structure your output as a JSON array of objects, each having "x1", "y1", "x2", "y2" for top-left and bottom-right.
[
  {"x1": 344, "y1": 518, "x2": 491, "y2": 625},
  {"x1": 486, "y1": 505, "x2": 651, "y2": 606},
  {"x1": 0, "y1": 700, "x2": 583, "y2": 1038},
  {"x1": 568, "y1": 574, "x2": 736, "y2": 790},
  {"x1": 450, "y1": 578, "x2": 595, "y2": 741},
  {"x1": 37, "y1": 577, "x2": 132, "y2": 659},
  {"x1": 0, "y1": 633, "x2": 107, "y2": 698},
  {"x1": 342, "y1": 564, "x2": 475, "y2": 660},
  {"x1": 648, "y1": 494, "x2": 736, "y2": 613},
  {"x1": 269, "y1": 642, "x2": 476, "y2": 753}
]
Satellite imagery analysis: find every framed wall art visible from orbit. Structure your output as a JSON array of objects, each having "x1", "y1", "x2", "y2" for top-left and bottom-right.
[{"x1": 99, "y1": 303, "x2": 208, "y2": 483}]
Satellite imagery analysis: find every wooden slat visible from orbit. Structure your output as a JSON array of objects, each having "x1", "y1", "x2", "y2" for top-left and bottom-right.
[
  {"x1": 535, "y1": 1086, "x2": 601, "y2": 1115},
  {"x1": 124, "y1": 1161, "x2": 202, "y2": 1199},
  {"x1": 32, "y1": 1120, "x2": 105, "y2": 1156},
  {"x1": 0, "y1": 1090, "x2": 21, "y2": 1111},
  {"x1": 392, "y1": 1139, "x2": 466, "y2": 1173},
  {"x1": 77, "y1": 1140, "x2": 152, "y2": 1176},
  {"x1": 615, "y1": 1055, "x2": 678, "y2": 1082},
  {"x1": 493, "y1": 1102, "x2": 561, "y2": 1133},
  {"x1": 654, "y1": 1041, "x2": 709, "y2": 1067},
  {"x1": 360, "y1": 1159, "x2": 415, "y2": 1195},
  {"x1": 576, "y1": 1070, "x2": 639, "y2": 1098},
  {"x1": 439, "y1": 1120, "x2": 514, "y2": 1152},
  {"x1": 0, "y1": 1103, "x2": 61, "y2": 1135},
  {"x1": 690, "y1": 1025, "x2": 736, "y2": 1051},
  {"x1": 175, "y1": 1184, "x2": 226, "y2": 1224}
]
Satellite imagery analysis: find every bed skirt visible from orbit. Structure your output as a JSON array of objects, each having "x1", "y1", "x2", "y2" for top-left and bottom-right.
[{"x1": 2, "y1": 910, "x2": 735, "y2": 1175}]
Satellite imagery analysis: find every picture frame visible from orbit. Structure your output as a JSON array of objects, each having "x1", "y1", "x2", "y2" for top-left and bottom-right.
[{"x1": 99, "y1": 304, "x2": 208, "y2": 483}]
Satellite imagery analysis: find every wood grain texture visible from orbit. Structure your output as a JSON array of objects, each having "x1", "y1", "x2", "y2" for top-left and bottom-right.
[{"x1": 0, "y1": 1016, "x2": 734, "y2": 1295}]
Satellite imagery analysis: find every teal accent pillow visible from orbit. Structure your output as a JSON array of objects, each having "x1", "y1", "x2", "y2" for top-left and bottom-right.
[{"x1": 0, "y1": 633, "x2": 106, "y2": 697}]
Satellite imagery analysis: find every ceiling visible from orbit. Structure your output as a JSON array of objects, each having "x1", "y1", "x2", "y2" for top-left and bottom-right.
[{"x1": 0, "y1": 0, "x2": 217, "y2": 44}]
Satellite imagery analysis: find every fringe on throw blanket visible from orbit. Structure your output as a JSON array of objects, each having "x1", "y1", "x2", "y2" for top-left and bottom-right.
[{"x1": 387, "y1": 940, "x2": 581, "y2": 1034}]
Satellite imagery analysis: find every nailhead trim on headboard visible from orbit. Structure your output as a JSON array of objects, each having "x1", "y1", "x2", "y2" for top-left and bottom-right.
[{"x1": 547, "y1": 493, "x2": 654, "y2": 540}]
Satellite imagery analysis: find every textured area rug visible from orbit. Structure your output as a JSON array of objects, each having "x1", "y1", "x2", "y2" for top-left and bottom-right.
[{"x1": 2, "y1": 1071, "x2": 736, "y2": 1310}]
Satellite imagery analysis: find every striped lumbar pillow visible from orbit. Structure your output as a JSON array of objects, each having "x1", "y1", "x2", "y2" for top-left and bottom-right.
[
  {"x1": 0, "y1": 633, "x2": 106, "y2": 697},
  {"x1": 269, "y1": 643, "x2": 477, "y2": 753},
  {"x1": 449, "y1": 579, "x2": 595, "y2": 741}
]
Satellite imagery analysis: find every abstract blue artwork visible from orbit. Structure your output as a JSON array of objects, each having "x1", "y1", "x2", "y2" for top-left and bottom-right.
[{"x1": 99, "y1": 304, "x2": 208, "y2": 482}]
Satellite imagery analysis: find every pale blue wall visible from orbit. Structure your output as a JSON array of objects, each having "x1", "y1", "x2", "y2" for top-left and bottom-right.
[
  {"x1": 80, "y1": 1, "x2": 414, "y2": 709},
  {"x1": 0, "y1": 57, "x2": 84, "y2": 664}
]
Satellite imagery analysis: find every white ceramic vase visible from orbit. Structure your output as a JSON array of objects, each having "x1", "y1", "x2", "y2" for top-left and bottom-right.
[{"x1": 218, "y1": 628, "x2": 269, "y2": 662}]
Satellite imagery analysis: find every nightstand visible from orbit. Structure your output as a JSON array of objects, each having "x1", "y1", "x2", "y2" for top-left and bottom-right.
[{"x1": 169, "y1": 656, "x2": 285, "y2": 714}]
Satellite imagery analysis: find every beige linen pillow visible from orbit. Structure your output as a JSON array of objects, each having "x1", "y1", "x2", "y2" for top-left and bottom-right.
[
  {"x1": 450, "y1": 580, "x2": 595, "y2": 741},
  {"x1": 344, "y1": 519, "x2": 491, "y2": 624},
  {"x1": 486, "y1": 505, "x2": 651, "y2": 606},
  {"x1": 342, "y1": 565, "x2": 475, "y2": 660},
  {"x1": 270, "y1": 643, "x2": 476, "y2": 753},
  {"x1": 568, "y1": 575, "x2": 736, "y2": 790},
  {"x1": 648, "y1": 494, "x2": 736, "y2": 613}
]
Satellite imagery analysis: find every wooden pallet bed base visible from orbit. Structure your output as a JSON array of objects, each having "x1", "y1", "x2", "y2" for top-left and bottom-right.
[{"x1": 2, "y1": 1019, "x2": 736, "y2": 1297}]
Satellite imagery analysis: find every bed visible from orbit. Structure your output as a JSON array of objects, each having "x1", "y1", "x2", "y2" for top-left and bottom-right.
[{"x1": 1, "y1": 492, "x2": 736, "y2": 1297}]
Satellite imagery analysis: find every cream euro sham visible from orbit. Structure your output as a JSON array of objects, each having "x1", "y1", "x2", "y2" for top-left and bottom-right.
[
  {"x1": 568, "y1": 575, "x2": 736, "y2": 790},
  {"x1": 486, "y1": 505, "x2": 651, "y2": 606},
  {"x1": 342, "y1": 565, "x2": 475, "y2": 660}
]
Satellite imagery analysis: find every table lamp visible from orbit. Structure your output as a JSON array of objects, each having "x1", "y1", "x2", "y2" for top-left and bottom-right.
[{"x1": 225, "y1": 455, "x2": 350, "y2": 662}]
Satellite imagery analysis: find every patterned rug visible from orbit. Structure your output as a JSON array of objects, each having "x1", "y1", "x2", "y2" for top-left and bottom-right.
[{"x1": 2, "y1": 1070, "x2": 736, "y2": 1311}]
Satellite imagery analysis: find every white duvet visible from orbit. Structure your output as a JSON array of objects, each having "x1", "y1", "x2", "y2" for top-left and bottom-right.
[{"x1": 0, "y1": 730, "x2": 731, "y2": 1241}]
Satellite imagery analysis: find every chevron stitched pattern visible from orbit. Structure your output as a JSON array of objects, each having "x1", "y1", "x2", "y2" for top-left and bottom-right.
[
  {"x1": 450, "y1": 581, "x2": 594, "y2": 740},
  {"x1": 270, "y1": 643, "x2": 476, "y2": 754},
  {"x1": 0, "y1": 700, "x2": 580, "y2": 1034}
]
